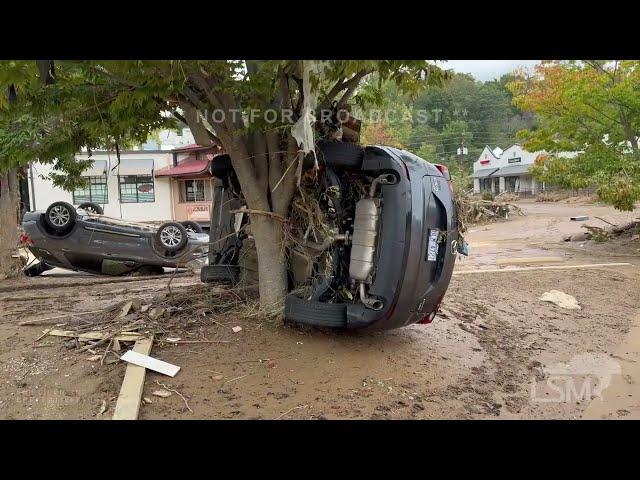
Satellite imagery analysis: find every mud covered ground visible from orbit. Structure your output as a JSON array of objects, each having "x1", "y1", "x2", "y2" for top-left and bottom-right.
[{"x1": 1, "y1": 199, "x2": 639, "y2": 419}]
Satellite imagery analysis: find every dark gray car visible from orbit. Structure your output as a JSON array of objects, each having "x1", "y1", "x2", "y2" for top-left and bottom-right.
[
  {"x1": 21, "y1": 201, "x2": 209, "y2": 276},
  {"x1": 202, "y1": 141, "x2": 463, "y2": 331}
]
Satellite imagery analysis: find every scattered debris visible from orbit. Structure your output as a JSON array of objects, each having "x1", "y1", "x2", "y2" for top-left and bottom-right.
[
  {"x1": 148, "y1": 307, "x2": 165, "y2": 320},
  {"x1": 165, "y1": 337, "x2": 181, "y2": 343},
  {"x1": 120, "y1": 350, "x2": 180, "y2": 377},
  {"x1": 152, "y1": 389, "x2": 173, "y2": 398},
  {"x1": 456, "y1": 197, "x2": 524, "y2": 232},
  {"x1": 87, "y1": 355, "x2": 102, "y2": 362},
  {"x1": 142, "y1": 397, "x2": 153, "y2": 404},
  {"x1": 97, "y1": 400, "x2": 108, "y2": 416},
  {"x1": 570, "y1": 216, "x2": 589, "y2": 221},
  {"x1": 118, "y1": 300, "x2": 133, "y2": 318},
  {"x1": 232, "y1": 326, "x2": 243, "y2": 333},
  {"x1": 155, "y1": 381, "x2": 192, "y2": 413},
  {"x1": 540, "y1": 290, "x2": 581, "y2": 310},
  {"x1": 276, "y1": 404, "x2": 309, "y2": 420}
]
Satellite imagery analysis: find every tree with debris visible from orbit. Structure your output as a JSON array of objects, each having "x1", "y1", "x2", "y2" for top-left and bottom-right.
[
  {"x1": 508, "y1": 60, "x2": 640, "y2": 211},
  {"x1": 0, "y1": 60, "x2": 448, "y2": 305}
]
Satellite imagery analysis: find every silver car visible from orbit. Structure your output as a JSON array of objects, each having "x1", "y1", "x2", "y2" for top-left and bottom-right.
[{"x1": 21, "y1": 201, "x2": 209, "y2": 276}]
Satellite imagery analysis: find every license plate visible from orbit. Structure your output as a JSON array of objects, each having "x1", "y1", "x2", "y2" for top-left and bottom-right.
[{"x1": 427, "y1": 228, "x2": 440, "y2": 262}]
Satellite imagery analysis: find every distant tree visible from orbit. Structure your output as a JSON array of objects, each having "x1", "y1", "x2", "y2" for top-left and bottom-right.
[{"x1": 508, "y1": 60, "x2": 640, "y2": 210}]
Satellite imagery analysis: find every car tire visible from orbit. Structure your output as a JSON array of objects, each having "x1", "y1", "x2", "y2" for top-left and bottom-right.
[
  {"x1": 180, "y1": 221, "x2": 203, "y2": 233},
  {"x1": 284, "y1": 294, "x2": 347, "y2": 328},
  {"x1": 78, "y1": 202, "x2": 103, "y2": 214},
  {"x1": 44, "y1": 201, "x2": 77, "y2": 233},
  {"x1": 316, "y1": 139, "x2": 364, "y2": 168},
  {"x1": 200, "y1": 264, "x2": 240, "y2": 284},
  {"x1": 155, "y1": 222, "x2": 189, "y2": 252}
]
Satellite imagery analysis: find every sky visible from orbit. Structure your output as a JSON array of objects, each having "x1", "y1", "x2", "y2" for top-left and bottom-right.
[{"x1": 442, "y1": 60, "x2": 540, "y2": 81}]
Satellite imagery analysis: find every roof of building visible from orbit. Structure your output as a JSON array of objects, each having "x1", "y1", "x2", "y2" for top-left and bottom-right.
[
  {"x1": 155, "y1": 156, "x2": 211, "y2": 177},
  {"x1": 170, "y1": 143, "x2": 221, "y2": 153},
  {"x1": 495, "y1": 164, "x2": 531, "y2": 176},
  {"x1": 471, "y1": 167, "x2": 500, "y2": 178}
]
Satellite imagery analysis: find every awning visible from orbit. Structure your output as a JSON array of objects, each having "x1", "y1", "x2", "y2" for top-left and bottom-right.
[
  {"x1": 82, "y1": 160, "x2": 107, "y2": 176},
  {"x1": 117, "y1": 159, "x2": 155, "y2": 176},
  {"x1": 495, "y1": 165, "x2": 531, "y2": 176},
  {"x1": 155, "y1": 156, "x2": 210, "y2": 177},
  {"x1": 471, "y1": 168, "x2": 499, "y2": 179}
]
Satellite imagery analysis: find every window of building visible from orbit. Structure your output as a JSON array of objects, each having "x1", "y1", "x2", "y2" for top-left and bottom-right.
[
  {"x1": 73, "y1": 176, "x2": 108, "y2": 204},
  {"x1": 118, "y1": 175, "x2": 155, "y2": 203},
  {"x1": 508, "y1": 157, "x2": 522, "y2": 164},
  {"x1": 183, "y1": 179, "x2": 205, "y2": 202}
]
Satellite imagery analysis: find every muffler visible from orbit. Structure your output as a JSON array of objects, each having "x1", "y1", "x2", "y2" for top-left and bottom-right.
[{"x1": 349, "y1": 174, "x2": 397, "y2": 310}]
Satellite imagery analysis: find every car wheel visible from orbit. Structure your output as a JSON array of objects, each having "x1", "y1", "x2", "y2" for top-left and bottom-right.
[
  {"x1": 155, "y1": 222, "x2": 189, "y2": 252},
  {"x1": 284, "y1": 294, "x2": 347, "y2": 328},
  {"x1": 316, "y1": 139, "x2": 364, "y2": 168},
  {"x1": 44, "y1": 201, "x2": 77, "y2": 233},
  {"x1": 78, "y1": 202, "x2": 104, "y2": 215},
  {"x1": 200, "y1": 265, "x2": 240, "y2": 284},
  {"x1": 180, "y1": 221, "x2": 203, "y2": 233}
]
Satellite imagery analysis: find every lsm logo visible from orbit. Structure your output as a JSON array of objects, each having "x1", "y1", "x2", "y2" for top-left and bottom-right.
[{"x1": 530, "y1": 353, "x2": 621, "y2": 403}]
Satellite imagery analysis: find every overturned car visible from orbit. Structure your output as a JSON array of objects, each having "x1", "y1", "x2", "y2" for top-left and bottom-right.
[
  {"x1": 21, "y1": 201, "x2": 209, "y2": 276},
  {"x1": 202, "y1": 141, "x2": 461, "y2": 331}
]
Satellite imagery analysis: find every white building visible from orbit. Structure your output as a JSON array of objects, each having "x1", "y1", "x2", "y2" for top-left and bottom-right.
[
  {"x1": 26, "y1": 129, "x2": 221, "y2": 227},
  {"x1": 471, "y1": 144, "x2": 545, "y2": 195}
]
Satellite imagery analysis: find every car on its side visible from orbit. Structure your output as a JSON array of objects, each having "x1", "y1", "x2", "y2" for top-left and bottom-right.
[
  {"x1": 202, "y1": 141, "x2": 463, "y2": 331},
  {"x1": 21, "y1": 201, "x2": 209, "y2": 276}
]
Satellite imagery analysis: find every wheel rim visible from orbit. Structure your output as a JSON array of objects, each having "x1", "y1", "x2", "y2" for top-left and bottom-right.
[
  {"x1": 49, "y1": 205, "x2": 70, "y2": 227},
  {"x1": 160, "y1": 226, "x2": 183, "y2": 248}
]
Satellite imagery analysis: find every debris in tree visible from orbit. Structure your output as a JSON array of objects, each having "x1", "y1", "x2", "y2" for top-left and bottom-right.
[
  {"x1": 152, "y1": 389, "x2": 173, "y2": 398},
  {"x1": 232, "y1": 326, "x2": 243, "y2": 333},
  {"x1": 570, "y1": 216, "x2": 589, "y2": 221},
  {"x1": 540, "y1": 290, "x2": 581, "y2": 310},
  {"x1": 120, "y1": 350, "x2": 180, "y2": 377}
]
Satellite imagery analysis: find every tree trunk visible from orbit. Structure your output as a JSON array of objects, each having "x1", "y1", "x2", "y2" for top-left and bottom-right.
[
  {"x1": 250, "y1": 215, "x2": 288, "y2": 306},
  {"x1": 0, "y1": 168, "x2": 20, "y2": 279}
]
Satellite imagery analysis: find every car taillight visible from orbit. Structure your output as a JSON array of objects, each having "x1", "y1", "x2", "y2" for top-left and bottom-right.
[
  {"x1": 19, "y1": 233, "x2": 32, "y2": 245},
  {"x1": 434, "y1": 164, "x2": 454, "y2": 199},
  {"x1": 418, "y1": 294, "x2": 443, "y2": 325}
]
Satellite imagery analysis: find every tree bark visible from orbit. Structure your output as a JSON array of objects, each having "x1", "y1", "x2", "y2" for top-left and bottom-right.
[{"x1": 0, "y1": 168, "x2": 20, "y2": 279}]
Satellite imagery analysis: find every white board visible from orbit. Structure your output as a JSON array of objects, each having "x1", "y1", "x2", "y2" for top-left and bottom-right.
[{"x1": 120, "y1": 350, "x2": 181, "y2": 377}]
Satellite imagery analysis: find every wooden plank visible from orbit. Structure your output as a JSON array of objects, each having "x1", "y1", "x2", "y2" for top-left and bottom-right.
[
  {"x1": 453, "y1": 262, "x2": 633, "y2": 275},
  {"x1": 495, "y1": 256, "x2": 564, "y2": 266},
  {"x1": 46, "y1": 329, "x2": 143, "y2": 342},
  {"x1": 120, "y1": 350, "x2": 180, "y2": 377},
  {"x1": 112, "y1": 337, "x2": 154, "y2": 420}
]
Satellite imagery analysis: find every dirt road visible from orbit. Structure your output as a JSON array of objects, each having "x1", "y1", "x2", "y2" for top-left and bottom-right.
[{"x1": 1, "y1": 199, "x2": 639, "y2": 419}]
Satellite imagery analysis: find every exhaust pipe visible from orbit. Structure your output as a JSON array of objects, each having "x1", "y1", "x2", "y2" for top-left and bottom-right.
[{"x1": 359, "y1": 282, "x2": 383, "y2": 311}]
